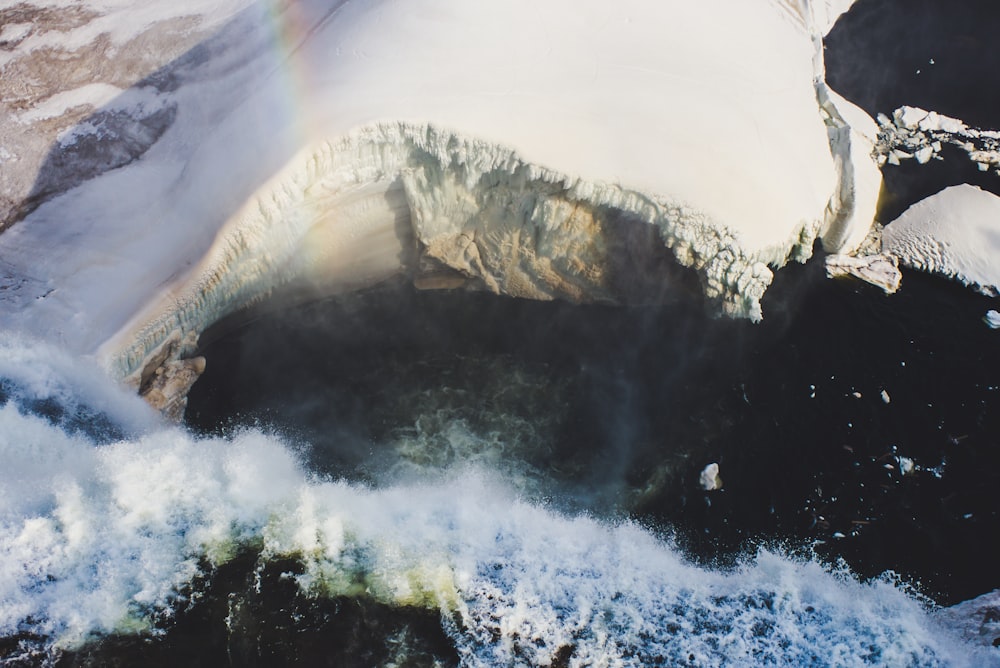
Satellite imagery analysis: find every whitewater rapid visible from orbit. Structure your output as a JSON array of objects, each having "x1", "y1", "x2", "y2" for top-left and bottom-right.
[{"x1": 0, "y1": 336, "x2": 993, "y2": 666}]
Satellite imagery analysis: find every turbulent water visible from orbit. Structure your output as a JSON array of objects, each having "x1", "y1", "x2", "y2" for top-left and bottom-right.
[
  {"x1": 2, "y1": 260, "x2": 1000, "y2": 666},
  {"x1": 3, "y1": 0, "x2": 1000, "y2": 665}
]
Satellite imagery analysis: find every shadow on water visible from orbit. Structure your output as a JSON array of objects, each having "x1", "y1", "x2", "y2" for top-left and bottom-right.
[
  {"x1": 186, "y1": 213, "x2": 708, "y2": 506},
  {"x1": 187, "y1": 251, "x2": 1000, "y2": 607}
]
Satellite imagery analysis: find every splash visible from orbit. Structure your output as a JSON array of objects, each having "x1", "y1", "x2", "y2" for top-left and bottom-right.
[{"x1": 0, "y1": 339, "x2": 992, "y2": 666}]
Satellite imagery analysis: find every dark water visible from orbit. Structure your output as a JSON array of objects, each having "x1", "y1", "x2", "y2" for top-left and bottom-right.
[
  {"x1": 825, "y1": 0, "x2": 1000, "y2": 131},
  {"x1": 186, "y1": 263, "x2": 1000, "y2": 607},
  {"x1": 145, "y1": 257, "x2": 1000, "y2": 666},
  {"x1": 9, "y1": 0, "x2": 1000, "y2": 664},
  {"x1": 40, "y1": 259, "x2": 994, "y2": 666},
  {"x1": 41, "y1": 555, "x2": 459, "y2": 668}
]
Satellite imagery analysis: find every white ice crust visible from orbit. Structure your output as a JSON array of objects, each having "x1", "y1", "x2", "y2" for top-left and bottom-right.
[
  {"x1": 878, "y1": 106, "x2": 1000, "y2": 174},
  {"x1": 883, "y1": 184, "x2": 1000, "y2": 296},
  {"x1": 0, "y1": 0, "x2": 879, "y2": 380}
]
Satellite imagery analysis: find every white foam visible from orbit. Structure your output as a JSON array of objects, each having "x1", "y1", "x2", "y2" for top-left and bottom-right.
[
  {"x1": 0, "y1": 342, "x2": 992, "y2": 665},
  {"x1": 0, "y1": 334, "x2": 157, "y2": 435}
]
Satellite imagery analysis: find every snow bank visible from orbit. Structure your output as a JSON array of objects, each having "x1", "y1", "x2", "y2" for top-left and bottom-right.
[
  {"x1": 0, "y1": 0, "x2": 881, "y2": 386},
  {"x1": 883, "y1": 184, "x2": 1000, "y2": 296}
]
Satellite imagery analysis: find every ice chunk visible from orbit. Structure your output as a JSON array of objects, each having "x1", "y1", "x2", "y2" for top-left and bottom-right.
[
  {"x1": 824, "y1": 253, "x2": 901, "y2": 293},
  {"x1": 938, "y1": 589, "x2": 1000, "y2": 649},
  {"x1": 879, "y1": 106, "x2": 997, "y2": 176},
  {"x1": 914, "y1": 145, "x2": 934, "y2": 164},
  {"x1": 895, "y1": 106, "x2": 929, "y2": 130},
  {"x1": 816, "y1": 87, "x2": 884, "y2": 256},
  {"x1": 898, "y1": 456, "x2": 915, "y2": 476},
  {"x1": 884, "y1": 185, "x2": 1000, "y2": 296},
  {"x1": 985, "y1": 310, "x2": 1000, "y2": 329},
  {"x1": 699, "y1": 463, "x2": 723, "y2": 491}
]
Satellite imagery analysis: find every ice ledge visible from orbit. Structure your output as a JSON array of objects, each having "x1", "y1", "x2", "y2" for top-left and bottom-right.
[
  {"x1": 883, "y1": 184, "x2": 1000, "y2": 297},
  {"x1": 103, "y1": 121, "x2": 838, "y2": 385}
]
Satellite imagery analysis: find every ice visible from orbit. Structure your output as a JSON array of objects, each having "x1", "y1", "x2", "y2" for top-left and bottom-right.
[
  {"x1": 895, "y1": 106, "x2": 930, "y2": 130},
  {"x1": 0, "y1": 0, "x2": 884, "y2": 388},
  {"x1": 0, "y1": 22, "x2": 32, "y2": 44},
  {"x1": 699, "y1": 462, "x2": 723, "y2": 491},
  {"x1": 938, "y1": 589, "x2": 1000, "y2": 650},
  {"x1": 883, "y1": 185, "x2": 1000, "y2": 296},
  {"x1": 915, "y1": 145, "x2": 934, "y2": 164},
  {"x1": 878, "y1": 106, "x2": 1000, "y2": 173},
  {"x1": 825, "y1": 253, "x2": 902, "y2": 293}
]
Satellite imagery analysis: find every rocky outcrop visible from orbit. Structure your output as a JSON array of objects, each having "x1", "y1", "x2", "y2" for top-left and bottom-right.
[{"x1": 129, "y1": 331, "x2": 205, "y2": 421}]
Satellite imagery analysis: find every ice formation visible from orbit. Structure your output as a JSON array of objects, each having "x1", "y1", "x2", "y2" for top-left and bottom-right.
[
  {"x1": 877, "y1": 106, "x2": 1000, "y2": 173},
  {"x1": 883, "y1": 184, "x2": 1000, "y2": 296},
  {"x1": 875, "y1": 105, "x2": 1000, "y2": 297},
  {"x1": 0, "y1": 0, "x2": 884, "y2": 402},
  {"x1": 699, "y1": 462, "x2": 723, "y2": 491}
]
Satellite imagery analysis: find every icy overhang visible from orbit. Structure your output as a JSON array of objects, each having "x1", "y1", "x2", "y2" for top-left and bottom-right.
[{"x1": 0, "y1": 0, "x2": 880, "y2": 391}]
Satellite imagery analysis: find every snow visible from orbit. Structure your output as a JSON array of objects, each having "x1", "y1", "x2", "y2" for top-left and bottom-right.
[
  {"x1": 0, "y1": 0, "x2": 250, "y2": 62},
  {"x1": 17, "y1": 84, "x2": 125, "y2": 123},
  {"x1": 0, "y1": 22, "x2": 32, "y2": 45},
  {"x1": 0, "y1": 0, "x2": 879, "y2": 381},
  {"x1": 883, "y1": 185, "x2": 1000, "y2": 296},
  {"x1": 291, "y1": 0, "x2": 851, "y2": 255}
]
